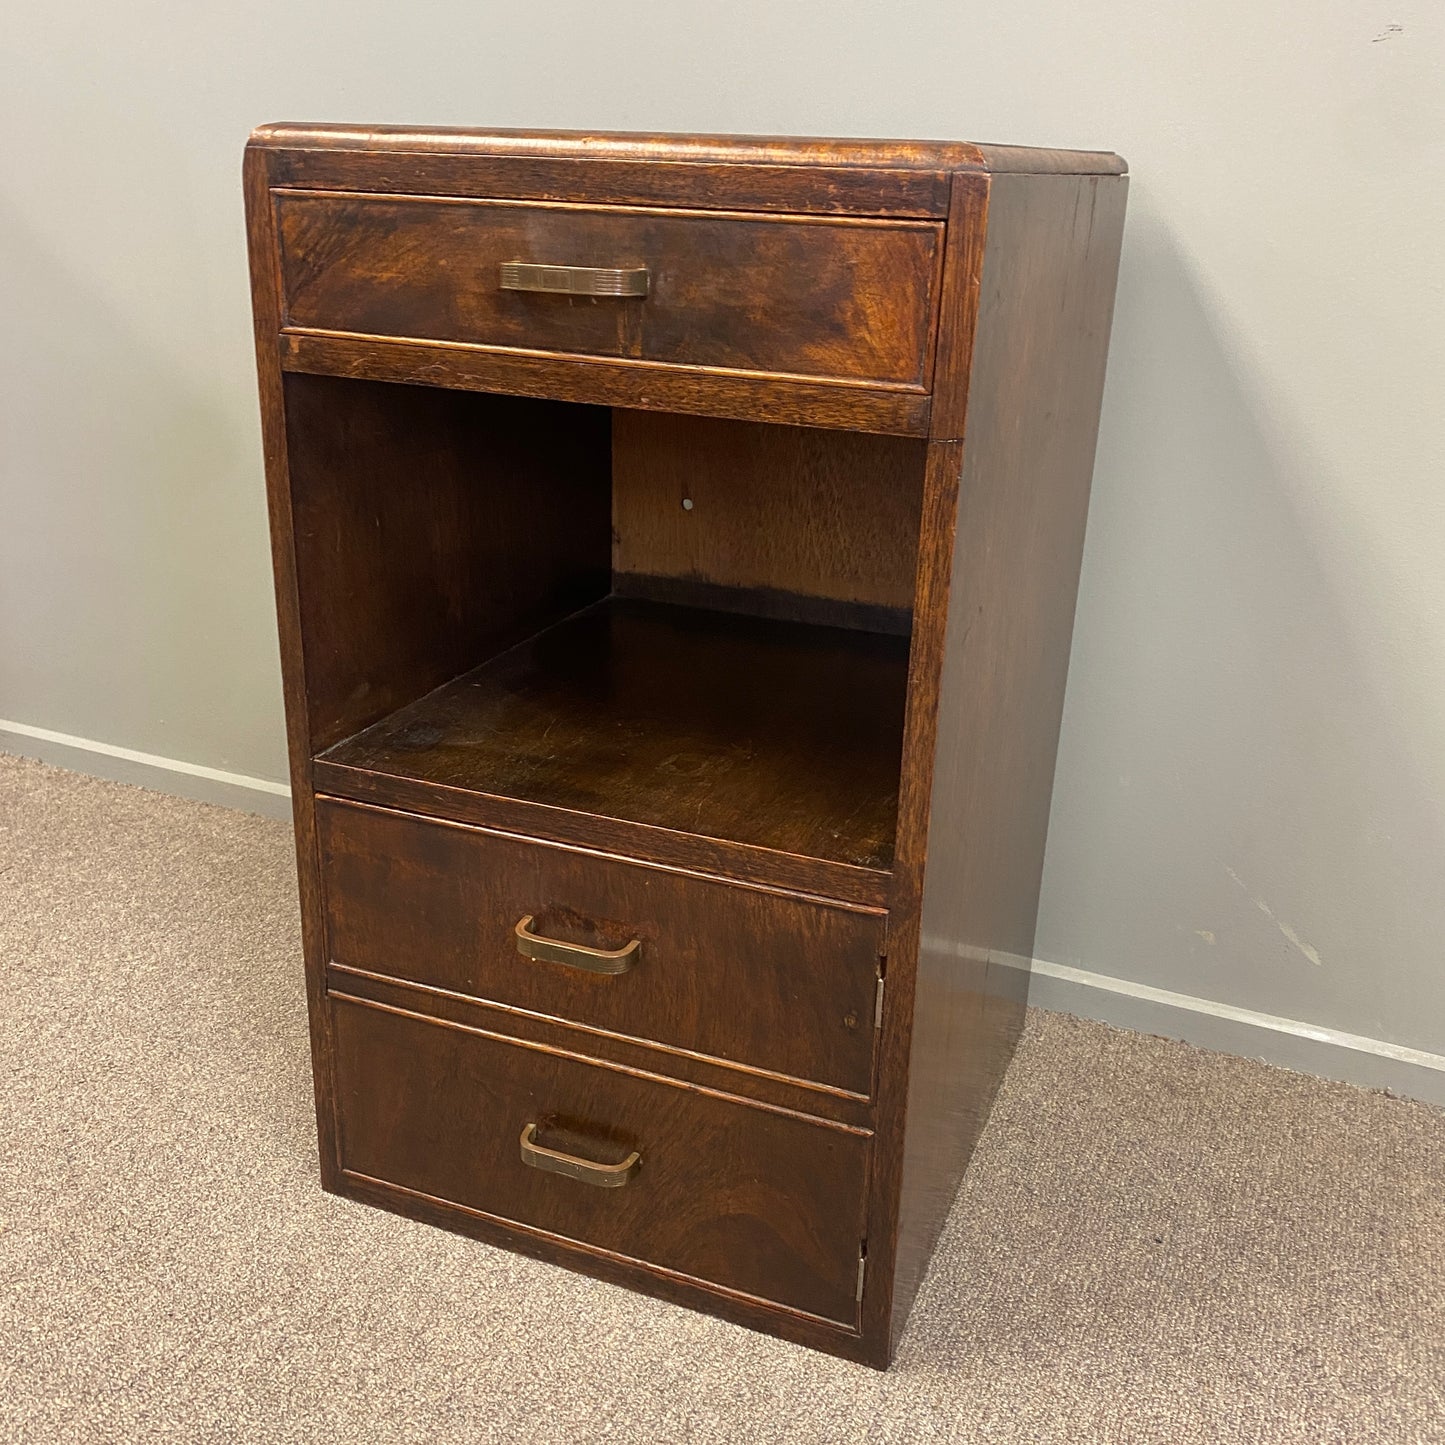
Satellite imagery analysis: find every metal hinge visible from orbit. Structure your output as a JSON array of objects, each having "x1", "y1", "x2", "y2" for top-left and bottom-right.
[
  {"x1": 874, "y1": 966, "x2": 886, "y2": 1029},
  {"x1": 856, "y1": 1242, "x2": 868, "y2": 1302}
]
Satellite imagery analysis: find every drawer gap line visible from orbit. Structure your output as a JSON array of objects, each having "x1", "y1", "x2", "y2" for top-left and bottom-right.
[
  {"x1": 317, "y1": 794, "x2": 891, "y2": 913},
  {"x1": 278, "y1": 327, "x2": 933, "y2": 395},
  {"x1": 325, "y1": 961, "x2": 873, "y2": 1104},
  {"x1": 328, "y1": 991, "x2": 873, "y2": 1136}
]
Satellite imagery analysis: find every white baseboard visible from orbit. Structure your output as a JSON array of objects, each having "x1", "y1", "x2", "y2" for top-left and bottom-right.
[
  {"x1": 4, "y1": 720, "x2": 1440, "y2": 1107},
  {"x1": 1022, "y1": 954, "x2": 1445, "y2": 1108},
  {"x1": 0, "y1": 719, "x2": 293, "y2": 821}
]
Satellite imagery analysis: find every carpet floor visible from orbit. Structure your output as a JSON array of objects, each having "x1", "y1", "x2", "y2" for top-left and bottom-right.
[{"x1": 1, "y1": 751, "x2": 1441, "y2": 1443}]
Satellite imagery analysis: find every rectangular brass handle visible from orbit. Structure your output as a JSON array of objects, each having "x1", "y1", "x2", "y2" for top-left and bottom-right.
[
  {"x1": 514, "y1": 915, "x2": 639, "y2": 974},
  {"x1": 519, "y1": 1124, "x2": 640, "y2": 1188},
  {"x1": 499, "y1": 261, "x2": 649, "y2": 298}
]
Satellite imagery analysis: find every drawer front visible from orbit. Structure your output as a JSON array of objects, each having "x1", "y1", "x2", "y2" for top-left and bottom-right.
[
  {"x1": 331, "y1": 996, "x2": 869, "y2": 1326},
  {"x1": 274, "y1": 192, "x2": 941, "y2": 388},
  {"x1": 317, "y1": 798, "x2": 883, "y2": 1096}
]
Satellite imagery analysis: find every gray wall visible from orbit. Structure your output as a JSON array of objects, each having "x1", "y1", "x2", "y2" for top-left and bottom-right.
[{"x1": 4, "y1": 3, "x2": 1442, "y2": 1081}]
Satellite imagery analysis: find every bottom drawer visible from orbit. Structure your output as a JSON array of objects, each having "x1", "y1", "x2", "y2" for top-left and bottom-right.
[{"x1": 330, "y1": 995, "x2": 871, "y2": 1327}]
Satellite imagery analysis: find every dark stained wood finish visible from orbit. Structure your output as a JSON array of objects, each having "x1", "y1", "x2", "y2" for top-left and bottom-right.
[
  {"x1": 330, "y1": 994, "x2": 871, "y2": 1327},
  {"x1": 925, "y1": 174, "x2": 992, "y2": 440},
  {"x1": 284, "y1": 374, "x2": 610, "y2": 750},
  {"x1": 887, "y1": 172, "x2": 1130, "y2": 1352},
  {"x1": 252, "y1": 124, "x2": 1125, "y2": 218},
  {"x1": 311, "y1": 765, "x2": 893, "y2": 908},
  {"x1": 340, "y1": 1168, "x2": 876, "y2": 1362},
  {"x1": 280, "y1": 329, "x2": 933, "y2": 435},
  {"x1": 244, "y1": 144, "x2": 342, "y2": 1188},
  {"x1": 319, "y1": 597, "x2": 911, "y2": 873},
  {"x1": 856, "y1": 439, "x2": 968, "y2": 1358},
  {"x1": 326, "y1": 964, "x2": 875, "y2": 1132},
  {"x1": 251, "y1": 124, "x2": 992, "y2": 169},
  {"x1": 612, "y1": 410, "x2": 925, "y2": 626},
  {"x1": 245, "y1": 125, "x2": 1127, "y2": 1369},
  {"x1": 270, "y1": 150, "x2": 955, "y2": 220},
  {"x1": 317, "y1": 797, "x2": 886, "y2": 1097},
  {"x1": 276, "y1": 192, "x2": 942, "y2": 391}
]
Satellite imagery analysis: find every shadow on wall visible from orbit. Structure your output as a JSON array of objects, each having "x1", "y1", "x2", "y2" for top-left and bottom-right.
[
  {"x1": 0, "y1": 199, "x2": 284, "y2": 776},
  {"x1": 1036, "y1": 211, "x2": 1444, "y2": 1054}
]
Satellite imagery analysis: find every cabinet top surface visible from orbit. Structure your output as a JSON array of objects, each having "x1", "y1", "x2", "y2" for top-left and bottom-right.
[{"x1": 248, "y1": 123, "x2": 1126, "y2": 175}]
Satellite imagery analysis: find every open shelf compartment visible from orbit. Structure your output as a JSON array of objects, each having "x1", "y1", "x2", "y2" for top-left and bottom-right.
[
  {"x1": 287, "y1": 374, "x2": 929, "y2": 887},
  {"x1": 318, "y1": 595, "x2": 910, "y2": 870}
]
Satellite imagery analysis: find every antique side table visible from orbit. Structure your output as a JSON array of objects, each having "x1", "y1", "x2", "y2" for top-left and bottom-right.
[{"x1": 244, "y1": 124, "x2": 1126, "y2": 1367}]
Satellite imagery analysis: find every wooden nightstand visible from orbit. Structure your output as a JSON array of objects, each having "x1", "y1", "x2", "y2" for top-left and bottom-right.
[{"x1": 244, "y1": 124, "x2": 1127, "y2": 1368}]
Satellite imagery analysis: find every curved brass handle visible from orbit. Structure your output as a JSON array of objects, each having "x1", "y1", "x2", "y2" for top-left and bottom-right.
[
  {"x1": 514, "y1": 916, "x2": 640, "y2": 974},
  {"x1": 499, "y1": 262, "x2": 650, "y2": 298},
  {"x1": 519, "y1": 1124, "x2": 640, "y2": 1188}
]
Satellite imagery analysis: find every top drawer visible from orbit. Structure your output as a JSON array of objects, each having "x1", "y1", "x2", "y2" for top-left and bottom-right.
[{"x1": 273, "y1": 192, "x2": 942, "y2": 389}]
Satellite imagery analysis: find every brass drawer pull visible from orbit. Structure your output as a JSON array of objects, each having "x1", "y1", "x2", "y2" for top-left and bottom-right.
[
  {"x1": 519, "y1": 1123, "x2": 641, "y2": 1188},
  {"x1": 499, "y1": 261, "x2": 650, "y2": 298},
  {"x1": 514, "y1": 915, "x2": 640, "y2": 974}
]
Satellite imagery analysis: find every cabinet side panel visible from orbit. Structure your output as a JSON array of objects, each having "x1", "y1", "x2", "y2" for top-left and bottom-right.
[
  {"x1": 891, "y1": 171, "x2": 1128, "y2": 1347},
  {"x1": 243, "y1": 144, "x2": 340, "y2": 1184},
  {"x1": 283, "y1": 377, "x2": 612, "y2": 751}
]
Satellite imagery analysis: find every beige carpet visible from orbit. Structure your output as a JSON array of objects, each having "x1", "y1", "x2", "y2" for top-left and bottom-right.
[{"x1": 1, "y1": 751, "x2": 1441, "y2": 1443}]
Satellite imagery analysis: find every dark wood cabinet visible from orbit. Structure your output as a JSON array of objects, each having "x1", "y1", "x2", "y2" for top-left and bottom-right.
[{"x1": 245, "y1": 124, "x2": 1127, "y2": 1367}]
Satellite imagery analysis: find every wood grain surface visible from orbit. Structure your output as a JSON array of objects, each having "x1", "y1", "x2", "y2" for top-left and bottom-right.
[
  {"x1": 331, "y1": 994, "x2": 871, "y2": 1326},
  {"x1": 245, "y1": 125, "x2": 1129, "y2": 1367},
  {"x1": 317, "y1": 797, "x2": 886, "y2": 1096},
  {"x1": 279, "y1": 329, "x2": 934, "y2": 434},
  {"x1": 276, "y1": 193, "x2": 941, "y2": 388},
  {"x1": 612, "y1": 410, "x2": 925, "y2": 626},
  {"x1": 243, "y1": 144, "x2": 342, "y2": 1187},
  {"x1": 319, "y1": 597, "x2": 911, "y2": 873},
  {"x1": 284, "y1": 374, "x2": 610, "y2": 751},
  {"x1": 889, "y1": 172, "x2": 1130, "y2": 1350}
]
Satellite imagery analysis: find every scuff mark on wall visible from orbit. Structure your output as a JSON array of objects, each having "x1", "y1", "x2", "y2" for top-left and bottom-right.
[
  {"x1": 1372, "y1": 22, "x2": 1404, "y2": 42},
  {"x1": 1224, "y1": 866, "x2": 1324, "y2": 966},
  {"x1": 1194, "y1": 929, "x2": 1217, "y2": 945}
]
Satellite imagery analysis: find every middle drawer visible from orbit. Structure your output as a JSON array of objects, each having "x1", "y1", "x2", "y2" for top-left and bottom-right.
[{"x1": 316, "y1": 797, "x2": 884, "y2": 1096}]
